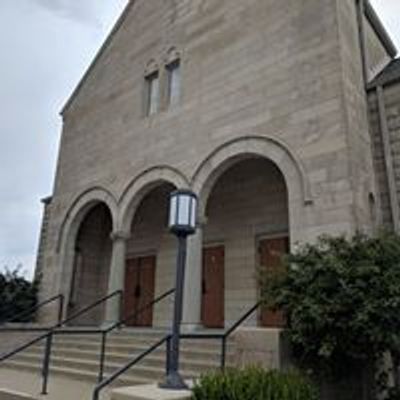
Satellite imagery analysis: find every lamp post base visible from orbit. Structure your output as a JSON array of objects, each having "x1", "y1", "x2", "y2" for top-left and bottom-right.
[{"x1": 159, "y1": 372, "x2": 189, "y2": 390}]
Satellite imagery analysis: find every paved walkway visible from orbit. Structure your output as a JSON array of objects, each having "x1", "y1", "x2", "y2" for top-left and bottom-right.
[{"x1": 0, "y1": 368, "x2": 111, "y2": 400}]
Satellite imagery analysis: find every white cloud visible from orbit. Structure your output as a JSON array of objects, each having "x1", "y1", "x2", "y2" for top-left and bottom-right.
[{"x1": 0, "y1": 1, "x2": 128, "y2": 276}]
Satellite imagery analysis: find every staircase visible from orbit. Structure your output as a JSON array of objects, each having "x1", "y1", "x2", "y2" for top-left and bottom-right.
[{"x1": 0, "y1": 329, "x2": 229, "y2": 389}]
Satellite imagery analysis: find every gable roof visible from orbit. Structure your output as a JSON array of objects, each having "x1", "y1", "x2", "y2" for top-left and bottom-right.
[
  {"x1": 60, "y1": 0, "x2": 397, "y2": 115},
  {"x1": 61, "y1": 0, "x2": 136, "y2": 116},
  {"x1": 365, "y1": 0, "x2": 397, "y2": 59},
  {"x1": 368, "y1": 58, "x2": 400, "y2": 89}
]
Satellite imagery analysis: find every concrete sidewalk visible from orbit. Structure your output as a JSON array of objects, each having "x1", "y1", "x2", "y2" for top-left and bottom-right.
[{"x1": 0, "y1": 368, "x2": 111, "y2": 400}]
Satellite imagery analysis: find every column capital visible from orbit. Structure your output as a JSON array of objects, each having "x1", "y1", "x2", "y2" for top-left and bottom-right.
[
  {"x1": 197, "y1": 214, "x2": 208, "y2": 228},
  {"x1": 110, "y1": 231, "x2": 131, "y2": 242}
]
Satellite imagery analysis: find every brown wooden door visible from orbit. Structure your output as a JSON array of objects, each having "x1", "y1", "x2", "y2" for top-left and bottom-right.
[
  {"x1": 259, "y1": 237, "x2": 289, "y2": 328},
  {"x1": 201, "y1": 246, "x2": 225, "y2": 328},
  {"x1": 124, "y1": 256, "x2": 156, "y2": 327}
]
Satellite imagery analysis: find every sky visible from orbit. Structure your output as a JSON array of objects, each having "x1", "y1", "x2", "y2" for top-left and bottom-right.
[{"x1": 0, "y1": 1, "x2": 399, "y2": 280}]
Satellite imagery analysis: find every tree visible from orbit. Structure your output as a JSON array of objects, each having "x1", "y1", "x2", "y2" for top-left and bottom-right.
[
  {"x1": 260, "y1": 232, "x2": 400, "y2": 398},
  {"x1": 0, "y1": 266, "x2": 39, "y2": 323}
]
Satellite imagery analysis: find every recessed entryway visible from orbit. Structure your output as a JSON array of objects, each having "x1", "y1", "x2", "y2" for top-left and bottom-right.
[
  {"x1": 258, "y1": 236, "x2": 289, "y2": 328},
  {"x1": 201, "y1": 245, "x2": 225, "y2": 328},
  {"x1": 124, "y1": 255, "x2": 156, "y2": 327}
]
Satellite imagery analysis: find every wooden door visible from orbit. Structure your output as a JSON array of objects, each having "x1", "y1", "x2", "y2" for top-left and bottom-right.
[
  {"x1": 124, "y1": 256, "x2": 156, "y2": 327},
  {"x1": 259, "y1": 237, "x2": 289, "y2": 328},
  {"x1": 201, "y1": 246, "x2": 225, "y2": 328}
]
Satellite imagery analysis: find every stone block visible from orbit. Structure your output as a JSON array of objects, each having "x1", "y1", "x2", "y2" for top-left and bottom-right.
[
  {"x1": 231, "y1": 327, "x2": 291, "y2": 370},
  {"x1": 0, "y1": 389, "x2": 36, "y2": 400}
]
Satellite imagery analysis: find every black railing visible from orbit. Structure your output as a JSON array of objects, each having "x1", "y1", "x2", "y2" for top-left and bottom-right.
[
  {"x1": 180, "y1": 300, "x2": 262, "y2": 368},
  {"x1": 0, "y1": 290, "x2": 123, "y2": 395},
  {"x1": 92, "y1": 335, "x2": 171, "y2": 400},
  {"x1": 0, "y1": 294, "x2": 64, "y2": 325},
  {"x1": 0, "y1": 288, "x2": 175, "y2": 396},
  {"x1": 96, "y1": 288, "x2": 175, "y2": 382},
  {"x1": 91, "y1": 300, "x2": 262, "y2": 400}
]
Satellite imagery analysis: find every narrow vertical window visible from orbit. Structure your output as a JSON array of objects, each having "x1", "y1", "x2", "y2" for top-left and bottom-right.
[
  {"x1": 146, "y1": 71, "x2": 159, "y2": 116},
  {"x1": 167, "y1": 60, "x2": 181, "y2": 107}
]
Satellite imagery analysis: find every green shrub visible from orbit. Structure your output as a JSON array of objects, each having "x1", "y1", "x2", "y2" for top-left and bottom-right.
[
  {"x1": 192, "y1": 367, "x2": 319, "y2": 400},
  {"x1": 259, "y1": 232, "x2": 400, "y2": 397},
  {"x1": 0, "y1": 266, "x2": 39, "y2": 323}
]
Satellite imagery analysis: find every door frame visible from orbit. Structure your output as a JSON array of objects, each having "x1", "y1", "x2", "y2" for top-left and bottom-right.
[
  {"x1": 256, "y1": 232, "x2": 290, "y2": 327},
  {"x1": 201, "y1": 242, "x2": 225, "y2": 329},
  {"x1": 123, "y1": 253, "x2": 157, "y2": 327}
]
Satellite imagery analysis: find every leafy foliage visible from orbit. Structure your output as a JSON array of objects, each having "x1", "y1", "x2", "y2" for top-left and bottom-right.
[
  {"x1": 192, "y1": 367, "x2": 319, "y2": 400},
  {"x1": 0, "y1": 266, "x2": 39, "y2": 323},
  {"x1": 260, "y1": 232, "x2": 400, "y2": 395}
]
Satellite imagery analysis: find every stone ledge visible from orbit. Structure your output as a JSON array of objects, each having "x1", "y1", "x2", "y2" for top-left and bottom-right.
[
  {"x1": 232, "y1": 327, "x2": 291, "y2": 370},
  {"x1": 0, "y1": 389, "x2": 36, "y2": 400},
  {"x1": 112, "y1": 384, "x2": 192, "y2": 400}
]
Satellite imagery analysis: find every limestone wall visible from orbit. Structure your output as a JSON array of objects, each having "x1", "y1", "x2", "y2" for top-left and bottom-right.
[
  {"x1": 364, "y1": 15, "x2": 392, "y2": 81},
  {"x1": 38, "y1": 0, "x2": 381, "y2": 309},
  {"x1": 335, "y1": 0, "x2": 378, "y2": 233},
  {"x1": 126, "y1": 184, "x2": 176, "y2": 327},
  {"x1": 125, "y1": 159, "x2": 288, "y2": 328},
  {"x1": 368, "y1": 80, "x2": 400, "y2": 230},
  {"x1": 204, "y1": 158, "x2": 288, "y2": 326},
  {"x1": 68, "y1": 204, "x2": 112, "y2": 325}
]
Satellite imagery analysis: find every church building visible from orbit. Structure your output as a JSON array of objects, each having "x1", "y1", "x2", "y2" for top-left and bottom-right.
[{"x1": 35, "y1": 0, "x2": 400, "y2": 330}]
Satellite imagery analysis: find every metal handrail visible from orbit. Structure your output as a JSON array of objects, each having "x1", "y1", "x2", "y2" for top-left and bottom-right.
[
  {"x1": 108, "y1": 288, "x2": 175, "y2": 332},
  {"x1": 96, "y1": 288, "x2": 175, "y2": 382},
  {"x1": 91, "y1": 299, "x2": 262, "y2": 400},
  {"x1": 180, "y1": 300, "x2": 262, "y2": 368},
  {"x1": 0, "y1": 294, "x2": 64, "y2": 325},
  {"x1": 92, "y1": 335, "x2": 171, "y2": 400},
  {"x1": 60, "y1": 290, "x2": 122, "y2": 328},
  {"x1": 0, "y1": 287, "x2": 175, "y2": 396},
  {"x1": 0, "y1": 289, "x2": 123, "y2": 395}
]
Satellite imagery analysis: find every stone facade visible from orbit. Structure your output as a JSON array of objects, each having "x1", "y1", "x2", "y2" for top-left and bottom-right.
[
  {"x1": 368, "y1": 66, "x2": 400, "y2": 230},
  {"x1": 35, "y1": 0, "x2": 398, "y2": 328}
]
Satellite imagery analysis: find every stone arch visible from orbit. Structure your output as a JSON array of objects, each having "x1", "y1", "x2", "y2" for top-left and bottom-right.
[
  {"x1": 164, "y1": 46, "x2": 181, "y2": 65},
  {"x1": 118, "y1": 166, "x2": 189, "y2": 233},
  {"x1": 57, "y1": 187, "x2": 118, "y2": 253},
  {"x1": 56, "y1": 187, "x2": 118, "y2": 314},
  {"x1": 191, "y1": 136, "x2": 313, "y2": 245},
  {"x1": 144, "y1": 59, "x2": 159, "y2": 76}
]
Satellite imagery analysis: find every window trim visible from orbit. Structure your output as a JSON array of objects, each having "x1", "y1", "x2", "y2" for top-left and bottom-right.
[
  {"x1": 145, "y1": 70, "x2": 160, "y2": 117},
  {"x1": 166, "y1": 59, "x2": 181, "y2": 108}
]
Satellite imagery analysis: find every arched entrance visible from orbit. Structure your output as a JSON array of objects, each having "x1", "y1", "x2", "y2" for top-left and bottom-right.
[
  {"x1": 202, "y1": 157, "x2": 289, "y2": 328},
  {"x1": 123, "y1": 183, "x2": 177, "y2": 327},
  {"x1": 68, "y1": 203, "x2": 113, "y2": 325}
]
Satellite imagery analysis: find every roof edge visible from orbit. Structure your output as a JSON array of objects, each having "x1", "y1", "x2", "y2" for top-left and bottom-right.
[
  {"x1": 365, "y1": 0, "x2": 397, "y2": 59},
  {"x1": 367, "y1": 58, "x2": 400, "y2": 90},
  {"x1": 60, "y1": 0, "x2": 136, "y2": 117}
]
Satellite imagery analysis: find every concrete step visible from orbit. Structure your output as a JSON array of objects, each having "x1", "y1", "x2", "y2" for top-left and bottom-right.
[
  {"x1": 1, "y1": 360, "x2": 150, "y2": 387},
  {"x1": 32, "y1": 340, "x2": 229, "y2": 360},
  {"x1": 14, "y1": 349, "x2": 220, "y2": 375},
  {"x1": 52, "y1": 334, "x2": 225, "y2": 351},
  {"x1": 11, "y1": 352, "x2": 213, "y2": 380},
  {"x1": 3, "y1": 354, "x2": 203, "y2": 383},
  {"x1": 1, "y1": 328, "x2": 228, "y2": 388},
  {"x1": 23, "y1": 347, "x2": 222, "y2": 368}
]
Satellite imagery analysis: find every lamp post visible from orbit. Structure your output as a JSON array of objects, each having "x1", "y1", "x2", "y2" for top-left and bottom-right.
[{"x1": 161, "y1": 189, "x2": 198, "y2": 390}]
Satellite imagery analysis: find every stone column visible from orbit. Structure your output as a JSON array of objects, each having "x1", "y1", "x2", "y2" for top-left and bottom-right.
[
  {"x1": 104, "y1": 231, "x2": 130, "y2": 325},
  {"x1": 182, "y1": 222, "x2": 204, "y2": 331}
]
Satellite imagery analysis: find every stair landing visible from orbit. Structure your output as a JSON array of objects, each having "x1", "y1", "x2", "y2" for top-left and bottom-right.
[{"x1": 0, "y1": 368, "x2": 110, "y2": 400}]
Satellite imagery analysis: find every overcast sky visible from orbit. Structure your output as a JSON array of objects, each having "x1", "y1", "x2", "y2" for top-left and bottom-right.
[{"x1": 0, "y1": 1, "x2": 399, "y2": 280}]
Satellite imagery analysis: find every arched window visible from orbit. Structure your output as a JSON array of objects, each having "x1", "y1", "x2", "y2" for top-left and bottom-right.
[
  {"x1": 145, "y1": 71, "x2": 160, "y2": 116},
  {"x1": 166, "y1": 59, "x2": 181, "y2": 107}
]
